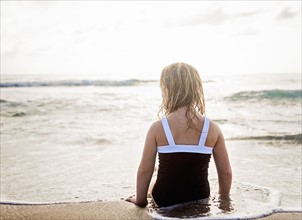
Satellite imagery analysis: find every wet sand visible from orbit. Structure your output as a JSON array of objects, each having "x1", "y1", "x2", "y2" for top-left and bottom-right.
[
  {"x1": 258, "y1": 212, "x2": 302, "y2": 220},
  {"x1": 0, "y1": 201, "x2": 301, "y2": 220},
  {"x1": 0, "y1": 201, "x2": 152, "y2": 220}
]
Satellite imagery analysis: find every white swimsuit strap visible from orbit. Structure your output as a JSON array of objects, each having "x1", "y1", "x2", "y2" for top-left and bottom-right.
[
  {"x1": 161, "y1": 116, "x2": 176, "y2": 146},
  {"x1": 199, "y1": 117, "x2": 210, "y2": 146}
]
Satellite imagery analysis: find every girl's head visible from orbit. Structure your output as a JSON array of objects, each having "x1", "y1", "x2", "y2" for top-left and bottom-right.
[{"x1": 159, "y1": 62, "x2": 205, "y2": 127}]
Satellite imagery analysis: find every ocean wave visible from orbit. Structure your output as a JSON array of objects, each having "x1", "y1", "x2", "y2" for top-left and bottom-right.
[
  {"x1": 12, "y1": 112, "x2": 26, "y2": 117},
  {"x1": 229, "y1": 134, "x2": 302, "y2": 143},
  {"x1": 227, "y1": 89, "x2": 301, "y2": 102},
  {"x1": 0, "y1": 79, "x2": 158, "y2": 88}
]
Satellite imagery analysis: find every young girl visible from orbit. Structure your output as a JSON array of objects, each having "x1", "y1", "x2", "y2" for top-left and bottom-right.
[{"x1": 126, "y1": 62, "x2": 232, "y2": 207}]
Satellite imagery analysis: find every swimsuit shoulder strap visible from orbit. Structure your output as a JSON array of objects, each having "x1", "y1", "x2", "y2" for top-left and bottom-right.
[
  {"x1": 161, "y1": 116, "x2": 176, "y2": 146},
  {"x1": 199, "y1": 117, "x2": 210, "y2": 146}
]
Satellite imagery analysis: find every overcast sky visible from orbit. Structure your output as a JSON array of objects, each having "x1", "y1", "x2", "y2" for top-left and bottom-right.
[{"x1": 1, "y1": 1, "x2": 301, "y2": 77}]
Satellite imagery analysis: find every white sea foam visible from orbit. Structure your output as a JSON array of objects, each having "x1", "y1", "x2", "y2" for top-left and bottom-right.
[
  {"x1": 0, "y1": 181, "x2": 289, "y2": 220},
  {"x1": 148, "y1": 181, "x2": 284, "y2": 220}
]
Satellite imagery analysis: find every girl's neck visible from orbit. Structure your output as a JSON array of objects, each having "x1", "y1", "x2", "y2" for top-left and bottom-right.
[
  {"x1": 170, "y1": 107, "x2": 189, "y2": 117},
  {"x1": 170, "y1": 106, "x2": 201, "y2": 119},
  {"x1": 174, "y1": 107, "x2": 187, "y2": 114}
]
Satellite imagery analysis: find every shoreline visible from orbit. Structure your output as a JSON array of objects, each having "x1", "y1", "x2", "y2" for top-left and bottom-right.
[{"x1": 0, "y1": 201, "x2": 301, "y2": 220}]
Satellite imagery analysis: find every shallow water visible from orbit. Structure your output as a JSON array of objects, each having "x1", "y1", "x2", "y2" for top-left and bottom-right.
[
  {"x1": 0, "y1": 73, "x2": 301, "y2": 219},
  {"x1": 148, "y1": 181, "x2": 281, "y2": 219}
]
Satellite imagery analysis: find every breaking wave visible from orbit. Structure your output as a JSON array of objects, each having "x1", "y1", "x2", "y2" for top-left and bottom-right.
[
  {"x1": 0, "y1": 79, "x2": 157, "y2": 88},
  {"x1": 229, "y1": 134, "x2": 302, "y2": 144},
  {"x1": 227, "y1": 90, "x2": 301, "y2": 102}
]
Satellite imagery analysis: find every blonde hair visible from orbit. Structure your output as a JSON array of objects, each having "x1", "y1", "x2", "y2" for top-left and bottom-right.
[{"x1": 158, "y1": 62, "x2": 206, "y2": 130}]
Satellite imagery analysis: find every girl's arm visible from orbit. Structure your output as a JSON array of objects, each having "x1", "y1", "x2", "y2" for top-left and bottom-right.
[
  {"x1": 126, "y1": 123, "x2": 158, "y2": 207},
  {"x1": 212, "y1": 124, "x2": 232, "y2": 197}
]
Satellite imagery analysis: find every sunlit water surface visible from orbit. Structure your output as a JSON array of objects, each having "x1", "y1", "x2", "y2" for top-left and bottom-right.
[{"x1": 0, "y1": 73, "x2": 301, "y2": 219}]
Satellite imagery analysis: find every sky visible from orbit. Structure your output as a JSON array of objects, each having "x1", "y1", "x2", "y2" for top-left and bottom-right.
[{"x1": 1, "y1": 0, "x2": 301, "y2": 77}]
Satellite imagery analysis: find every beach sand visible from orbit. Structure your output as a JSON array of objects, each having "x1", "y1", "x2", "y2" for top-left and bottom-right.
[
  {"x1": 0, "y1": 201, "x2": 152, "y2": 220},
  {"x1": 0, "y1": 201, "x2": 301, "y2": 220}
]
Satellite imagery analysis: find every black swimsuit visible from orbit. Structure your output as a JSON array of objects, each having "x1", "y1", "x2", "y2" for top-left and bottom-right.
[{"x1": 151, "y1": 116, "x2": 213, "y2": 207}]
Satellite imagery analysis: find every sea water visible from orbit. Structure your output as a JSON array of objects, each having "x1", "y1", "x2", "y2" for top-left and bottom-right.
[{"x1": 0, "y1": 72, "x2": 301, "y2": 219}]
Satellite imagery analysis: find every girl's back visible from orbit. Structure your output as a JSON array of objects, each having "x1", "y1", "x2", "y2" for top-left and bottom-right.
[
  {"x1": 154, "y1": 109, "x2": 218, "y2": 147},
  {"x1": 151, "y1": 108, "x2": 217, "y2": 207}
]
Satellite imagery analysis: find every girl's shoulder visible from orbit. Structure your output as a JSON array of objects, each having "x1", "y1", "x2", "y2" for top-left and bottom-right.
[
  {"x1": 207, "y1": 118, "x2": 223, "y2": 134},
  {"x1": 206, "y1": 118, "x2": 225, "y2": 147},
  {"x1": 147, "y1": 119, "x2": 166, "y2": 142},
  {"x1": 149, "y1": 119, "x2": 163, "y2": 133}
]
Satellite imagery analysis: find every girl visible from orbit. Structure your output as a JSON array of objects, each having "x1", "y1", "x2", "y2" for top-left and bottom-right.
[{"x1": 126, "y1": 62, "x2": 232, "y2": 207}]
